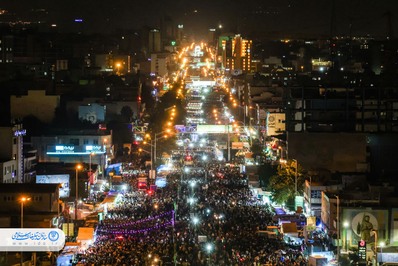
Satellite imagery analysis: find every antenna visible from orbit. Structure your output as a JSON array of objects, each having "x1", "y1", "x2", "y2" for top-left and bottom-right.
[{"x1": 384, "y1": 11, "x2": 394, "y2": 40}]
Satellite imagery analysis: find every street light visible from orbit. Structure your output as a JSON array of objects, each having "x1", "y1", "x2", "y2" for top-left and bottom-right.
[
  {"x1": 102, "y1": 138, "x2": 108, "y2": 179},
  {"x1": 192, "y1": 216, "x2": 199, "y2": 226},
  {"x1": 202, "y1": 155, "x2": 209, "y2": 182},
  {"x1": 153, "y1": 130, "x2": 171, "y2": 170},
  {"x1": 233, "y1": 105, "x2": 247, "y2": 126},
  {"x1": 206, "y1": 243, "x2": 213, "y2": 265},
  {"x1": 190, "y1": 180, "x2": 196, "y2": 194},
  {"x1": 75, "y1": 164, "x2": 82, "y2": 221},
  {"x1": 380, "y1": 241, "x2": 385, "y2": 265},
  {"x1": 20, "y1": 197, "x2": 30, "y2": 266},
  {"x1": 89, "y1": 152, "x2": 94, "y2": 173},
  {"x1": 115, "y1": 62, "x2": 122, "y2": 75},
  {"x1": 20, "y1": 196, "x2": 31, "y2": 228},
  {"x1": 292, "y1": 159, "x2": 298, "y2": 196},
  {"x1": 191, "y1": 216, "x2": 200, "y2": 240},
  {"x1": 336, "y1": 195, "x2": 340, "y2": 264},
  {"x1": 143, "y1": 138, "x2": 155, "y2": 173},
  {"x1": 343, "y1": 221, "x2": 349, "y2": 252}
]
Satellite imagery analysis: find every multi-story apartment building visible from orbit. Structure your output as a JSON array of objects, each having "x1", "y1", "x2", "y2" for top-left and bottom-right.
[
  {"x1": 148, "y1": 29, "x2": 162, "y2": 53},
  {"x1": 0, "y1": 124, "x2": 26, "y2": 183},
  {"x1": 285, "y1": 87, "x2": 398, "y2": 133},
  {"x1": 0, "y1": 183, "x2": 60, "y2": 228},
  {"x1": 10, "y1": 90, "x2": 60, "y2": 124},
  {"x1": 219, "y1": 34, "x2": 253, "y2": 73},
  {"x1": 150, "y1": 52, "x2": 171, "y2": 77}
]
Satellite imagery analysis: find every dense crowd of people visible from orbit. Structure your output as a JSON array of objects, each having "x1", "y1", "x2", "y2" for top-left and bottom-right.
[{"x1": 75, "y1": 164, "x2": 309, "y2": 265}]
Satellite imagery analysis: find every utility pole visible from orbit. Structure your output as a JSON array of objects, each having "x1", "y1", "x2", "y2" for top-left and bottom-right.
[{"x1": 336, "y1": 195, "x2": 340, "y2": 264}]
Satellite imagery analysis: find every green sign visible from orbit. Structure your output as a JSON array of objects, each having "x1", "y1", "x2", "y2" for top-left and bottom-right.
[{"x1": 306, "y1": 225, "x2": 316, "y2": 232}]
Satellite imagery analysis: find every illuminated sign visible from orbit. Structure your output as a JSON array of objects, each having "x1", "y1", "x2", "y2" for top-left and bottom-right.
[
  {"x1": 55, "y1": 145, "x2": 74, "y2": 152},
  {"x1": 0, "y1": 228, "x2": 65, "y2": 251},
  {"x1": 196, "y1": 125, "x2": 233, "y2": 134},
  {"x1": 47, "y1": 145, "x2": 105, "y2": 155},
  {"x1": 36, "y1": 175, "x2": 70, "y2": 198},
  {"x1": 358, "y1": 240, "x2": 366, "y2": 260},
  {"x1": 85, "y1": 145, "x2": 103, "y2": 153},
  {"x1": 14, "y1": 129, "x2": 27, "y2": 137}
]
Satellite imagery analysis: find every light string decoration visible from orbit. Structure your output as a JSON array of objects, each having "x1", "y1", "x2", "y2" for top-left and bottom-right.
[
  {"x1": 96, "y1": 210, "x2": 175, "y2": 236},
  {"x1": 102, "y1": 210, "x2": 173, "y2": 228}
]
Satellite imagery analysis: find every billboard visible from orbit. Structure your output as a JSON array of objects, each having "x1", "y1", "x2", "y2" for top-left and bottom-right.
[
  {"x1": 342, "y1": 208, "x2": 389, "y2": 248},
  {"x1": 36, "y1": 174, "x2": 70, "y2": 198},
  {"x1": 78, "y1": 103, "x2": 105, "y2": 124}
]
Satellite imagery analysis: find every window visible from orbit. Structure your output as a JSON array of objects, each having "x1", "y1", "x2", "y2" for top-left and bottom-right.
[
  {"x1": 83, "y1": 139, "x2": 89, "y2": 145},
  {"x1": 311, "y1": 190, "x2": 322, "y2": 199},
  {"x1": 3, "y1": 196, "x2": 14, "y2": 201},
  {"x1": 69, "y1": 139, "x2": 79, "y2": 145},
  {"x1": 33, "y1": 196, "x2": 42, "y2": 201}
]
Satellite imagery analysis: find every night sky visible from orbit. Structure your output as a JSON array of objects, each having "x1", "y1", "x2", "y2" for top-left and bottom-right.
[{"x1": 2, "y1": 0, "x2": 398, "y2": 38}]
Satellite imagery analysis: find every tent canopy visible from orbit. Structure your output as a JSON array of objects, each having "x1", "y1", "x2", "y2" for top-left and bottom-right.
[{"x1": 76, "y1": 227, "x2": 94, "y2": 241}]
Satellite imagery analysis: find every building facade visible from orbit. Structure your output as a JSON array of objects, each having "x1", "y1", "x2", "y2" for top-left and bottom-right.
[{"x1": 10, "y1": 90, "x2": 60, "y2": 124}]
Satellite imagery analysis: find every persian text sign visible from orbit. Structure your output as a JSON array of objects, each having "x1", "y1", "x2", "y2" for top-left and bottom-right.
[{"x1": 0, "y1": 228, "x2": 65, "y2": 251}]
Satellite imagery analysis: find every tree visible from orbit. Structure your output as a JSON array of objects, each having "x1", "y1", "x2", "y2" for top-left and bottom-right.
[{"x1": 267, "y1": 160, "x2": 304, "y2": 205}]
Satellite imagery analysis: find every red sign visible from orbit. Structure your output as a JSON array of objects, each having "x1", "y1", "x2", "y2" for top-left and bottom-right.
[{"x1": 358, "y1": 240, "x2": 366, "y2": 260}]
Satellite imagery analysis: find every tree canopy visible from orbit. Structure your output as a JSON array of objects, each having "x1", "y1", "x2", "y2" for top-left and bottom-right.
[{"x1": 267, "y1": 160, "x2": 304, "y2": 205}]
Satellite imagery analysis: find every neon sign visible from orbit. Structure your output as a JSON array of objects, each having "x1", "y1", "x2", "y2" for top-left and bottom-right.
[{"x1": 14, "y1": 129, "x2": 27, "y2": 137}]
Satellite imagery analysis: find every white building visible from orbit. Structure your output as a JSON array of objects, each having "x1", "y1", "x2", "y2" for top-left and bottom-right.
[{"x1": 150, "y1": 53, "x2": 171, "y2": 77}]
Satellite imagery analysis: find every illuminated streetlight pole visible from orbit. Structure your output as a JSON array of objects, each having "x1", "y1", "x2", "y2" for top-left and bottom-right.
[
  {"x1": 192, "y1": 216, "x2": 199, "y2": 239},
  {"x1": 380, "y1": 241, "x2": 385, "y2": 265},
  {"x1": 206, "y1": 243, "x2": 213, "y2": 266},
  {"x1": 75, "y1": 164, "x2": 82, "y2": 221},
  {"x1": 336, "y1": 195, "x2": 340, "y2": 264},
  {"x1": 150, "y1": 140, "x2": 153, "y2": 172},
  {"x1": 292, "y1": 159, "x2": 298, "y2": 196},
  {"x1": 102, "y1": 139, "x2": 107, "y2": 179},
  {"x1": 343, "y1": 221, "x2": 349, "y2": 252},
  {"x1": 20, "y1": 197, "x2": 31, "y2": 228},
  {"x1": 89, "y1": 152, "x2": 94, "y2": 173},
  {"x1": 20, "y1": 196, "x2": 30, "y2": 266},
  {"x1": 143, "y1": 134, "x2": 155, "y2": 173},
  {"x1": 227, "y1": 124, "x2": 230, "y2": 162},
  {"x1": 154, "y1": 130, "x2": 170, "y2": 170}
]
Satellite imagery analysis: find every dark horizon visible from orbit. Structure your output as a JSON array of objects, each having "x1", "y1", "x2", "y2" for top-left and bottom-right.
[{"x1": 1, "y1": 0, "x2": 398, "y2": 39}]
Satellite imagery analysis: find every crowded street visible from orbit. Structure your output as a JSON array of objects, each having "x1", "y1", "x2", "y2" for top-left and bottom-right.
[{"x1": 74, "y1": 164, "x2": 309, "y2": 266}]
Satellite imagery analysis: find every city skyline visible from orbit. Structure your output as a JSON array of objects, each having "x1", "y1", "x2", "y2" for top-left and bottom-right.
[{"x1": 1, "y1": 0, "x2": 398, "y2": 38}]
